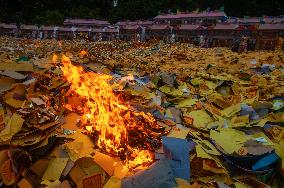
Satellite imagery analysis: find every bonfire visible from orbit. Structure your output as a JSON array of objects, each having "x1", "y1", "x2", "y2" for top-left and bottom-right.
[{"x1": 60, "y1": 55, "x2": 167, "y2": 169}]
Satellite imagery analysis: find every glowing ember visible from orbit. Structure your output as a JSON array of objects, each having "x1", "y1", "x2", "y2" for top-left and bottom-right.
[
  {"x1": 79, "y1": 50, "x2": 88, "y2": 56},
  {"x1": 60, "y1": 55, "x2": 164, "y2": 169}
]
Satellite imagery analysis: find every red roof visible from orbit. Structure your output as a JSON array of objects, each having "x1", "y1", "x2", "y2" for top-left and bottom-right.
[
  {"x1": 149, "y1": 24, "x2": 171, "y2": 30},
  {"x1": 20, "y1": 25, "x2": 38, "y2": 30},
  {"x1": 238, "y1": 17, "x2": 261, "y2": 23},
  {"x1": 76, "y1": 27, "x2": 91, "y2": 32},
  {"x1": 0, "y1": 24, "x2": 17, "y2": 29},
  {"x1": 227, "y1": 16, "x2": 284, "y2": 24},
  {"x1": 117, "y1": 21, "x2": 135, "y2": 26},
  {"x1": 198, "y1": 11, "x2": 227, "y2": 17},
  {"x1": 117, "y1": 20, "x2": 153, "y2": 26},
  {"x1": 263, "y1": 17, "x2": 284, "y2": 24},
  {"x1": 258, "y1": 24, "x2": 284, "y2": 30},
  {"x1": 58, "y1": 27, "x2": 72, "y2": 32},
  {"x1": 214, "y1": 24, "x2": 239, "y2": 30},
  {"x1": 179, "y1": 24, "x2": 201, "y2": 30},
  {"x1": 64, "y1": 19, "x2": 110, "y2": 26},
  {"x1": 105, "y1": 28, "x2": 118, "y2": 33},
  {"x1": 39, "y1": 26, "x2": 55, "y2": 31},
  {"x1": 122, "y1": 25, "x2": 141, "y2": 30},
  {"x1": 154, "y1": 11, "x2": 226, "y2": 20},
  {"x1": 140, "y1": 21, "x2": 153, "y2": 26}
]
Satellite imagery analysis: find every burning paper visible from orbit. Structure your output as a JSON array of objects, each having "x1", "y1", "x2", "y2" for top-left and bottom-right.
[{"x1": 60, "y1": 55, "x2": 165, "y2": 169}]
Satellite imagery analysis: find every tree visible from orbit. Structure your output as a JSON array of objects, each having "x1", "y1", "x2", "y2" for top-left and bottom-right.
[
  {"x1": 69, "y1": 5, "x2": 100, "y2": 19},
  {"x1": 0, "y1": 0, "x2": 284, "y2": 24},
  {"x1": 34, "y1": 10, "x2": 64, "y2": 25}
]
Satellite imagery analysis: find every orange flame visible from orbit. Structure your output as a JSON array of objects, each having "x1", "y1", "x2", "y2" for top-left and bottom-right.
[
  {"x1": 61, "y1": 55, "x2": 158, "y2": 169},
  {"x1": 79, "y1": 50, "x2": 88, "y2": 56},
  {"x1": 52, "y1": 54, "x2": 58, "y2": 64}
]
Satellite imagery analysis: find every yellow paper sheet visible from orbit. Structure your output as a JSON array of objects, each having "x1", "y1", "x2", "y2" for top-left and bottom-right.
[
  {"x1": 210, "y1": 129, "x2": 249, "y2": 154},
  {"x1": 198, "y1": 140, "x2": 221, "y2": 156},
  {"x1": 93, "y1": 152, "x2": 118, "y2": 176},
  {"x1": 195, "y1": 145, "x2": 224, "y2": 169},
  {"x1": 103, "y1": 176, "x2": 121, "y2": 188},
  {"x1": 167, "y1": 125, "x2": 190, "y2": 139},
  {"x1": 0, "y1": 62, "x2": 34, "y2": 72},
  {"x1": 185, "y1": 110, "x2": 213, "y2": 129},
  {"x1": 204, "y1": 81, "x2": 218, "y2": 90},
  {"x1": 30, "y1": 158, "x2": 50, "y2": 177},
  {"x1": 0, "y1": 113, "x2": 24, "y2": 142},
  {"x1": 4, "y1": 98, "x2": 26, "y2": 108},
  {"x1": 177, "y1": 98, "x2": 197, "y2": 108},
  {"x1": 69, "y1": 164, "x2": 85, "y2": 188},
  {"x1": 159, "y1": 85, "x2": 183, "y2": 96},
  {"x1": 113, "y1": 161, "x2": 129, "y2": 179},
  {"x1": 221, "y1": 104, "x2": 241, "y2": 118},
  {"x1": 230, "y1": 115, "x2": 250, "y2": 127},
  {"x1": 62, "y1": 113, "x2": 81, "y2": 131},
  {"x1": 196, "y1": 145, "x2": 215, "y2": 160},
  {"x1": 190, "y1": 78, "x2": 202, "y2": 86},
  {"x1": 233, "y1": 182, "x2": 248, "y2": 188},
  {"x1": 42, "y1": 158, "x2": 68, "y2": 181},
  {"x1": 63, "y1": 131, "x2": 96, "y2": 161}
]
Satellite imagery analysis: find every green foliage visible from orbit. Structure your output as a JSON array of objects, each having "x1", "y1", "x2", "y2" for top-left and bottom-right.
[
  {"x1": 0, "y1": 0, "x2": 283, "y2": 25},
  {"x1": 69, "y1": 5, "x2": 100, "y2": 19},
  {"x1": 34, "y1": 10, "x2": 64, "y2": 25}
]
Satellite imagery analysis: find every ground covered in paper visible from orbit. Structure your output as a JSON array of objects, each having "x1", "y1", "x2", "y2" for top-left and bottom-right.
[{"x1": 0, "y1": 37, "x2": 284, "y2": 188}]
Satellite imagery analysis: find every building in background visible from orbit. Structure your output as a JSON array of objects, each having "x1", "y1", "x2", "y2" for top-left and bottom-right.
[
  {"x1": 210, "y1": 24, "x2": 239, "y2": 48},
  {"x1": 0, "y1": 11, "x2": 283, "y2": 50},
  {"x1": 119, "y1": 25, "x2": 143, "y2": 41},
  {"x1": 63, "y1": 19, "x2": 110, "y2": 28},
  {"x1": 57, "y1": 27, "x2": 75, "y2": 40},
  {"x1": 154, "y1": 11, "x2": 227, "y2": 26},
  {"x1": 146, "y1": 24, "x2": 172, "y2": 41},
  {"x1": 19, "y1": 25, "x2": 38, "y2": 38},
  {"x1": 257, "y1": 24, "x2": 284, "y2": 50},
  {"x1": 0, "y1": 23, "x2": 18, "y2": 36},
  {"x1": 38, "y1": 26, "x2": 56, "y2": 39},
  {"x1": 175, "y1": 24, "x2": 204, "y2": 43}
]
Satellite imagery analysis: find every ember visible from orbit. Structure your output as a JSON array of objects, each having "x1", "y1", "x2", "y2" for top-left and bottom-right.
[{"x1": 60, "y1": 55, "x2": 165, "y2": 169}]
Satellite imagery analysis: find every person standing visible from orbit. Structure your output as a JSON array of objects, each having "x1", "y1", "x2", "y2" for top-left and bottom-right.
[
  {"x1": 98, "y1": 33, "x2": 102, "y2": 41},
  {"x1": 199, "y1": 35, "x2": 204, "y2": 47},
  {"x1": 136, "y1": 33, "x2": 141, "y2": 42},
  {"x1": 39, "y1": 31, "x2": 43, "y2": 40},
  {"x1": 170, "y1": 33, "x2": 175, "y2": 43}
]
